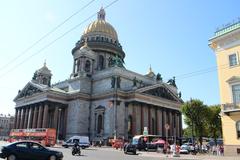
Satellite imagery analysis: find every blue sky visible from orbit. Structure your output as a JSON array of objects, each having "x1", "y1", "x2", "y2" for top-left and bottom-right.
[{"x1": 0, "y1": 0, "x2": 239, "y2": 115}]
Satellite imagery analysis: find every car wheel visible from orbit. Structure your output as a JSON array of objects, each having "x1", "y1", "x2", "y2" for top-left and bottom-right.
[
  {"x1": 7, "y1": 154, "x2": 16, "y2": 160},
  {"x1": 49, "y1": 155, "x2": 57, "y2": 160}
]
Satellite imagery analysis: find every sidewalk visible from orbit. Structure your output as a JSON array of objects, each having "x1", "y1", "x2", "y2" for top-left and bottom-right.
[{"x1": 139, "y1": 151, "x2": 240, "y2": 160}]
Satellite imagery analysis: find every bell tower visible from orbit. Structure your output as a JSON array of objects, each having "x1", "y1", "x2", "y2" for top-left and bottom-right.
[{"x1": 32, "y1": 61, "x2": 52, "y2": 86}]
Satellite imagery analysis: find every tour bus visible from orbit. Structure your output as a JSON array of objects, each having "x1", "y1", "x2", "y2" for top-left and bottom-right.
[
  {"x1": 132, "y1": 135, "x2": 161, "y2": 151},
  {"x1": 8, "y1": 128, "x2": 56, "y2": 146}
]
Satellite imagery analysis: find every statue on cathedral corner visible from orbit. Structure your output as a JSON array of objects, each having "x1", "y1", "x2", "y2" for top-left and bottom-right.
[
  {"x1": 178, "y1": 91, "x2": 182, "y2": 98},
  {"x1": 167, "y1": 76, "x2": 177, "y2": 87},
  {"x1": 32, "y1": 71, "x2": 37, "y2": 80},
  {"x1": 108, "y1": 55, "x2": 124, "y2": 68},
  {"x1": 133, "y1": 77, "x2": 137, "y2": 87},
  {"x1": 156, "y1": 73, "x2": 162, "y2": 82}
]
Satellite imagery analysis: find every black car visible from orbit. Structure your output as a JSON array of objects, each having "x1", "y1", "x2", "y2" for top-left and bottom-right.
[
  {"x1": 123, "y1": 143, "x2": 137, "y2": 154},
  {"x1": 0, "y1": 141, "x2": 63, "y2": 160}
]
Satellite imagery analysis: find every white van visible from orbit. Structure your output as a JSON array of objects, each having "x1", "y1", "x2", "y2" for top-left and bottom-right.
[{"x1": 62, "y1": 136, "x2": 90, "y2": 149}]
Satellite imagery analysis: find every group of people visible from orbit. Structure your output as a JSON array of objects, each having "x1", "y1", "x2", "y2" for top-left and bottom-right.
[{"x1": 211, "y1": 145, "x2": 224, "y2": 156}]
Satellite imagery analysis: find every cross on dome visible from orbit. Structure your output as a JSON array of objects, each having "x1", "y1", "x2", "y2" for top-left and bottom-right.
[{"x1": 98, "y1": 7, "x2": 106, "y2": 20}]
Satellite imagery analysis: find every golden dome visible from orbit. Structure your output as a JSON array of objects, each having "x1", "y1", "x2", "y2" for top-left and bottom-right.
[{"x1": 83, "y1": 8, "x2": 118, "y2": 41}]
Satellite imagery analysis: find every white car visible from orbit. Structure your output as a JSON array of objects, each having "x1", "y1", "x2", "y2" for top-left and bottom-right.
[{"x1": 179, "y1": 144, "x2": 190, "y2": 154}]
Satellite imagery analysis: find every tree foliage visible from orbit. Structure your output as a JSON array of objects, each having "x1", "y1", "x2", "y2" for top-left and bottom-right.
[
  {"x1": 205, "y1": 105, "x2": 222, "y2": 144},
  {"x1": 181, "y1": 99, "x2": 222, "y2": 146},
  {"x1": 181, "y1": 99, "x2": 208, "y2": 145}
]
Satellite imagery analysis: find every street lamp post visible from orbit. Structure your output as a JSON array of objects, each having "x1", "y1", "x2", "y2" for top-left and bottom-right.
[{"x1": 57, "y1": 108, "x2": 62, "y2": 143}]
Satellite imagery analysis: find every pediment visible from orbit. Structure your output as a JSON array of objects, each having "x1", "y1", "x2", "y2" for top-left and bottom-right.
[
  {"x1": 14, "y1": 82, "x2": 44, "y2": 100},
  {"x1": 138, "y1": 84, "x2": 181, "y2": 102},
  {"x1": 226, "y1": 76, "x2": 240, "y2": 84}
]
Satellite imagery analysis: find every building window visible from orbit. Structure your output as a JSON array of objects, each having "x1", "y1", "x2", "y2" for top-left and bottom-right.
[
  {"x1": 97, "y1": 115, "x2": 103, "y2": 134},
  {"x1": 42, "y1": 77, "x2": 48, "y2": 85},
  {"x1": 77, "y1": 60, "x2": 80, "y2": 72},
  {"x1": 98, "y1": 55, "x2": 104, "y2": 70},
  {"x1": 232, "y1": 84, "x2": 240, "y2": 104},
  {"x1": 236, "y1": 121, "x2": 240, "y2": 138},
  {"x1": 85, "y1": 60, "x2": 91, "y2": 72},
  {"x1": 229, "y1": 53, "x2": 238, "y2": 67}
]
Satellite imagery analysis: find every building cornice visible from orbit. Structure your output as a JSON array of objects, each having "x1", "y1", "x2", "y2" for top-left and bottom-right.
[{"x1": 209, "y1": 28, "x2": 240, "y2": 52}]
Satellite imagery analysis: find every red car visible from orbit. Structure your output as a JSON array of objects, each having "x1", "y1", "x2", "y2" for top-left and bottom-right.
[{"x1": 112, "y1": 139, "x2": 124, "y2": 149}]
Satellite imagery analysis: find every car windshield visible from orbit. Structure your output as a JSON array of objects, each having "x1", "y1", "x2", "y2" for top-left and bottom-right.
[
  {"x1": 181, "y1": 145, "x2": 189, "y2": 149},
  {"x1": 132, "y1": 138, "x2": 138, "y2": 145}
]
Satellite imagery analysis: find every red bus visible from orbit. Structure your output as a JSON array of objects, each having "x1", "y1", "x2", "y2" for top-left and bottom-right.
[{"x1": 8, "y1": 128, "x2": 56, "y2": 146}]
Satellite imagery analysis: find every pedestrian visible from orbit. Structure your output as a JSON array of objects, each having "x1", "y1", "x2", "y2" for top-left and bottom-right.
[
  {"x1": 212, "y1": 145, "x2": 217, "y2": 155},
  {"x1": 217, "y1": 144, "x2": 220, "y2": 156},
  {"x1": 220, "y1": 145, "x2": 224, "y2": 156}
]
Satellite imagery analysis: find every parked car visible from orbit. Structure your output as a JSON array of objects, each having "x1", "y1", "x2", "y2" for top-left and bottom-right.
[
  {"x1": 62, "y1": 136, "x2": 90, "y2": 149},
  {"x1": 0, "y1": 141, "x2": 63, "y2": 160},
  {"x1": 132, "y1": 135, "x2": 158, "y2": 151},
  {"x1": 179, "y1": 144, "x2": 190, "y2": 154},
  {"x1": 152, "y1": 139, "x2": 165, "y2": 148},
  {"x1": 207, "y1": 139, "x2": 223, "y2": 147},
  {"x1": 112, "y1": 139, "x2": 124, "y2": 149},
  {"x1": 123, "y1": 142, "x2": 137, "y2": 155}
]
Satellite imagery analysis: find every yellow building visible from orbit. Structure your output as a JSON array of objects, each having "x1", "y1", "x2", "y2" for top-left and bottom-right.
[{"x1": 209, "y1": 20, "x2": 240, "y2": 156}]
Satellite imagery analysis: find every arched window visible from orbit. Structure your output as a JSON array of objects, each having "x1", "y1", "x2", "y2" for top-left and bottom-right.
[
  {"x1": 98, "y1": 55, "x2": 104, "y2": 70},
  {"x1": 42, "y1": 77, "x2": 48, "y2": 85},
  {"x1": 236, "y1": 121, "x2": 240, "y2": 138},
  {"x1": 85, "y1": 60, "x2": 91, "y2": 72},
  {"x1": 97, "y1": 115, "x2": 103, "y2": 134},
  {"x1": 128, "y1": 115, "x2": 133, "y2": 136}
]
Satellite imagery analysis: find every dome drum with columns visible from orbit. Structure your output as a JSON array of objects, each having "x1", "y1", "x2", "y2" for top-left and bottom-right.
[{"x1": 13, "y1": 8, "x2": 183, "y2": 143}]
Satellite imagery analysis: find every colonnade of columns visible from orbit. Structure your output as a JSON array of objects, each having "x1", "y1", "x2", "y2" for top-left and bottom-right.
[
  {"x1": 127, "y1": 102, "x2": 182, "y2": 139},
  {"x1": 14, "y1": 102, "x2": 67, "y2": 140}
]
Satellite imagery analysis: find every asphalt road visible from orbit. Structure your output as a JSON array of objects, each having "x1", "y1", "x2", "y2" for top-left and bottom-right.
[
  {"x1": 50, "y1": 147, "x2": 161, "y2": 160},
  {"x1": 0, "y1": 141, "x2": 238, "y2": 160}
]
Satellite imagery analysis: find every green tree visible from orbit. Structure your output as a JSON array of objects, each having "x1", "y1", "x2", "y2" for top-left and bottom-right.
[
  {"x1": 183, "y1": 127, "x2": 194, "y2": 138},
  {"x1": 181, "y1": 99, "x2": 208, "y2": 146},
  {"x1": 206, "y1": 105, "x2": 222, "y2": 144}
]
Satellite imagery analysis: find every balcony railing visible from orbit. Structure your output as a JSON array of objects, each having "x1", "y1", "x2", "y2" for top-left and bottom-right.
[{"x1": 222, "y1": 103, "x2": 240, "y2": 113}]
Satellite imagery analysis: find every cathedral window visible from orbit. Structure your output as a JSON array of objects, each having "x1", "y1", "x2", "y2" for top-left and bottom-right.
[
  {"x1": 97, "y1": 115, "x2": 103, "y2": 134},
  {"x1": 85, "y1": 60, "x2": 91, "y2": 72},
  {"x1": 77, "y1": 60, "x2": 80, "y2": 72},
  {"x1": 98, "y1": 55, "x2": 105, "y2": 70},
  {"x1": 42, "y1": 77, "x2": 48, "y2": 85}
]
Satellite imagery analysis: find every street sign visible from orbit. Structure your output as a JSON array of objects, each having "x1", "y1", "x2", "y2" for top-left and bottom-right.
[
  {"x1": 165, "y1": 123, "x2": 170, "y2": 130},
  {"x1": 143, "y1": 127, "x2": 148, "y2": 136}
]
